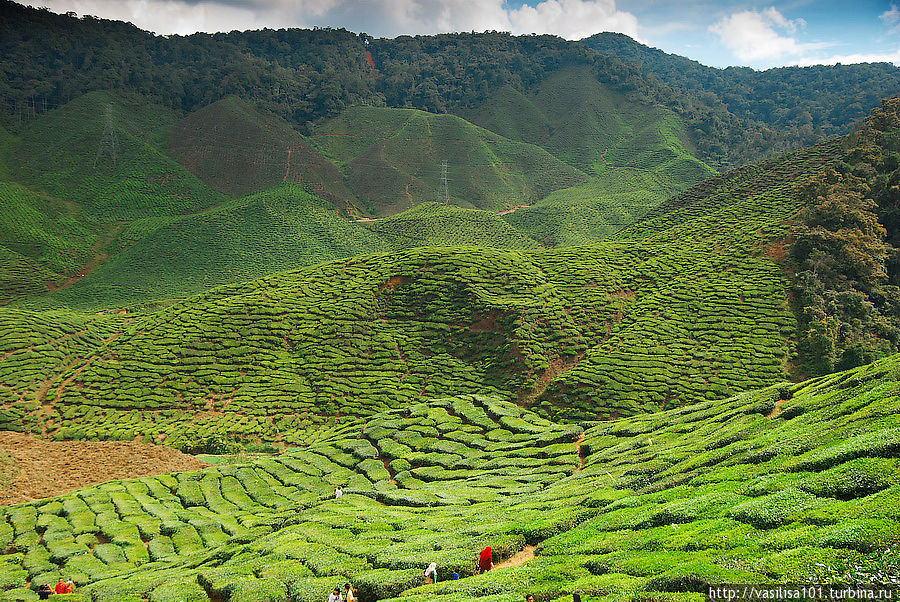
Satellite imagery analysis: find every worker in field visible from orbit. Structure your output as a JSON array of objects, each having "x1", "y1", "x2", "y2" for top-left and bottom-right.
[
  {"x1": 328, "y1": 586, "x2": 343, "y2": 602},
  {"x1": 65, "y1": 580, "x2": 75, "y2": 593},
  {"x1": 478, "y1": 546, "x2": 493, "y2": 573},
  {"x1": 424, "y1": 562, "x2": 437, "y2": 584},
  {"x1": 37, "y1": 584, "x2": 52, "y2": 600},
  {"x1": 344, "y1": 582, "x2": 357, "y2": 601},
  {"x1": 55, "y1": 578, "x2": 67, "y2": 594}
]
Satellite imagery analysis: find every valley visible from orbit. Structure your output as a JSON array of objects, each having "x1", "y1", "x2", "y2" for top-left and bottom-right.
[{"x1": 0, "y1": 2, "x2": 898, "y2": 600}]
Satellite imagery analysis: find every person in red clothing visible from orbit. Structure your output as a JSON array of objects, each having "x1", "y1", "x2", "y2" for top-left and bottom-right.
[
  {"x1": 478, "y1": 546, "x2": 493, "y2": 574},
  {"x1": 55, "y1": 578, "x2": 67, "y2": 594}
]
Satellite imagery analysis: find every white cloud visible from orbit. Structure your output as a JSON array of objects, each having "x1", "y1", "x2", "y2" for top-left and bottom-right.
[
  {"x1": 38, "y1": 0, "x2": 639, "y2": 39},
  {"x1": 881, "y1": 4, "x2": 900, "y2": 35},
  {"x1": 508, "y1": 0, "x2": 639, "y2": 41},
  {"x1": 708, "y1": 6, "x2": 829, "y2": 64},
  {"x1": 790, "y1": 46, "x2": 900, "y2": 67}
]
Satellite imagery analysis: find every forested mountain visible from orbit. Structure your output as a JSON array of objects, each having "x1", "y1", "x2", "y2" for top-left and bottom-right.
[
  {"x1": 3, "y1": 1, "x2": 897, "y2": 171},
  {"x1": 583, "y1": 32, "x2": 899, "y2": 146}
]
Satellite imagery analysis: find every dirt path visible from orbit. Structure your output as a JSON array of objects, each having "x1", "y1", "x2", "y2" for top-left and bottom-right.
[
  {"x1": 0, "y1": 431, "x2": 208, "y2": 505},
  {"x1": 45, "y1": 225, "x2": 123, "y2": 292},
  {"x1": 494, "y1": 545, "x2": 536, "y2": 569},
  {"x1": 496, "y1": 205, "x2": 530, "y2": 216},
  {"x1": 766, "y1": 398, "x2": 787, "y2": 418}
]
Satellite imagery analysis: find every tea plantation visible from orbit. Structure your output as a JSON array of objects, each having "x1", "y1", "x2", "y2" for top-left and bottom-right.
[
  {"x1": 465, "y1": 67, "x2": 716, "y2": 246},
  {"x1": 311, "y1": 106, "x2": 587, "y2": 215},
  {"x1": 0, "y1": 355, "x2": 897, "y2": 601},
  {"x1": 0, "y1": 135, "x2": 843, "y2": 440}
]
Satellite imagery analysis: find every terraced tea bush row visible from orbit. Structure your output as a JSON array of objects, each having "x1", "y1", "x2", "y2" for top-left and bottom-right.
[{"x1": 2, "y1": 358, "x2": 899, "y2": 600}]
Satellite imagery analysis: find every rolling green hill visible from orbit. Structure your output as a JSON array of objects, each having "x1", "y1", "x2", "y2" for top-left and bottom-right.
[
  {"x1": 311, "y1": 106, "x2": 588, "y2": 215},
  {"x1": 0, "y1": 355, "x2": 897, "y2": 600},
  {"x1": 460, "y1": 67, "x2": 716, "y2": 245},
  {"x1": 21, "y1": 185, "x2": 385, "y2": 310},
  {"x1": 10, "y1": 91, "x2": 224, "y2": 222},
  {"x1": 364, "y1": 203, "x2": 540, "y2": 251},
  {"x1": 169, "y1": 97, "x2": 360, "y2": 210}
]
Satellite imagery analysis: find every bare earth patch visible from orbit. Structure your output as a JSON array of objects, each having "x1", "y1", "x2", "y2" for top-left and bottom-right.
[{"x1": 0, "y1": 431, "x2": 208, "y2": 505}]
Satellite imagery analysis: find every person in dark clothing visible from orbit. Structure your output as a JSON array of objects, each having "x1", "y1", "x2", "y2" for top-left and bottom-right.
[{"x1": 37, "y1": 584, "x2": 52, "y2": 600}]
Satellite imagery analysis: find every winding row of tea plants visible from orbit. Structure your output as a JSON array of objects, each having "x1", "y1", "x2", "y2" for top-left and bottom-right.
[{"x1": 1, "y1": 356, "x2": 897, "y2": 601}]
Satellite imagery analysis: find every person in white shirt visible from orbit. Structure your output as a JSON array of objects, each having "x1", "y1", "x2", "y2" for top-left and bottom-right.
[
  {"x1": 334, "y1": 487, "x2": 343, "y2": 499},
  {"x1": 424, "y1": 562, "x2": 438, "y2": 584},
  {"x1": 344, "y1": 582, "x2": 356, "y2": 601},
  {"x1": 327, "y1": 587, "x2": 343, "y2": 602}
]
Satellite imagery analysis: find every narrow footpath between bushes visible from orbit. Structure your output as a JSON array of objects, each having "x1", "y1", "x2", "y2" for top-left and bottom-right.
[{"x1": 494, "y1": 545, "x2": 537, "y2": 569}]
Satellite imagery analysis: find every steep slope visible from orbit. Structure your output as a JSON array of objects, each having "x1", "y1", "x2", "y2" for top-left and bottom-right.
[
  {"x1": 364, "y1": 202, "x2": 540, "y2": 250},
  {"x1": 311, "y1": 106, "x2": 587, "y2": 215},
  {"x1": 10, "y1": 91, "x2": 224, "y2": 221},
  {"x1": 460, "y1": 67, "x2": 711, "y2": 179},
  {"x1": 169, "y1": 97, "x2": 360, "y2": 210},
  {"x1": 0, "y1": 357, "x2": 897, "y2": 600}
]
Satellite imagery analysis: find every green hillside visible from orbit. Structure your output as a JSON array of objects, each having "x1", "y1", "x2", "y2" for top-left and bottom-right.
[
  {"x1": 311, "y1": 106, "x2": 588, "y2": 215},
  {"x1": 10, "y1": 91, "x2": 224, "y2": 222},
  {"x1": 169, "y1": 97, "x2": 360, "y2": 210},
  {"x1": 461, "y1": 68, "x2": 716, "y2": 245},
  {"x1": 460, "y1": 67, "x2": 710, "y2": 178},
  {"x1": 0, "y1": 356, "x2": 897, "y2": 600},
  {"x1": 0, "y1": 136, "x2": 845, "y2": 444},
  {"x1": 364, "y1": 203, "x2": 540, "y2": 250},
  {"x1": 22, "y1": 185, "x2": 384, "y2": 310}
]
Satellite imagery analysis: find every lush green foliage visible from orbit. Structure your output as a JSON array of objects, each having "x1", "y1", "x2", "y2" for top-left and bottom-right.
[
  {"x1": 0, "y1": 134, "x2": 846, "y2": 435},
  {"x1": 582, "y1": 33, "x2": 900, "y2": 164},
  {"x1": 1, "y1": 357, "x2": 898, "y2": 600},
  {"x1": 169, "y1": 96, "x2": 359, "y2": 204},
  {"x1": 10, "y1": 91, "x2": 224, "y2": 222},
  {"x1": 2, "y1": 2, "x2": 894, "y2": 173},
  {"x1": 789, "y1": 98, "x2": 900, "y2": 375},
  {"x1": 472, "y1": 68, "x2": 715, "y2": 245}
]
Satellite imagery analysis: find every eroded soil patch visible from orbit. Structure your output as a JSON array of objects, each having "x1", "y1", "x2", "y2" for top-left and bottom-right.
[{"x1": 0, "y1": 431, "x2": 208, "y2": 504}]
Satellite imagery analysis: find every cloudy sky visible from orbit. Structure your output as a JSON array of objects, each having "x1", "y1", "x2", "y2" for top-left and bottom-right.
[{"x1": 36, "y1": 0, "x2": 900, "y2": 69}]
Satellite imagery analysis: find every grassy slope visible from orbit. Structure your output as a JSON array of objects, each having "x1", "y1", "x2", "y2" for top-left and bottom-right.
[
  {"x1": 169, "y1": 96, "x2": 360, "y2": 209},
  {"x1": 364, "y1": 202, "x2": 541, "y2": 251},
  {"x1": 16, "y1": 193, "x2": 550, "y2": 311},
  {"x1": 460, "y1": 67, "x2": 716, "y2": 245},
  {"x1": 0, "y1": 125, "x2": 95, "y2": 301},
  {"x1": 0, "y1": 357, "x2": 897, "y2": 600},
  {"x1": 24, "y1": 185, "x2": 386, "y2": 310},
  {"x1": 11, "y1": 91, "x2": 224, "y2": 222},
  {"x1": 0, "y1": 137, "x2": 841, "y2": 441},
  {"x1": 311, "y1": 106, "x2": 588, "y2": 216}
]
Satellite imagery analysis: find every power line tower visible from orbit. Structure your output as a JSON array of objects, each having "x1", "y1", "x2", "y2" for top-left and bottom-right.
[
  {"x1": 438, "y1": 159, "x2": 450, "y2": 204},
  {"x1": 94, "y1": 104, "x2": 119, "y2": 168}
]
